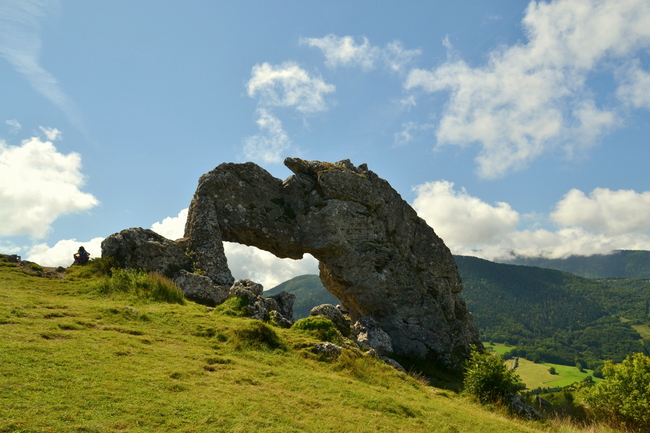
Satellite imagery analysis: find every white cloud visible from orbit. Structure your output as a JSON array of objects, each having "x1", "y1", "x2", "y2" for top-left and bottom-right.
[
  {"x1": 551, "y1": 188, "x2": 650, "y2": 236},
  {"x1": 405, "y1": 0, "x2": 650, "y2": 178},
  {"x1": 223, "y1": 242, "x2": 319, "y2": 290},
  {"x1": 617, "y1": 61, "x2": 650, "y2": 109},
  {"x1": 5, "y1": 119, "x2": 21, "y2": 134},
  {"x1": 301, "y1": 34, "x2": 421, "y2": 73},
  {"x1": 39, "y1": 126, "x2": 61, "y2": 141},
  {"x1": 247, "y1": 62, "x2": 335, "y2": 114},
  {"x1": 0, "y1": 0, "x2": 86, "y2": 133},
  {"x1": 0, "y1": 135, "x2": 99, "y2": 238},
  {"x1": 27, "y1": 237, "x2": 104, "y2": 267},
  {"x1": 393, "y1": 121, "x2": 434, "y2": 147},
  {"x1": 412, "y1": 181, "x2": 650, "y2": 260},
  {"x1": 243, "y1": 109, "x2": 291, "y2": 164},
  {"x1": 301, "y1": 35, "x2": 379, "y2": 70},
  {"x1": 412, "y1": 181, "x2": 519, "y2": 248},
  {"x1": 151, "y1": 208, "x2": 188, "y2": 240}
]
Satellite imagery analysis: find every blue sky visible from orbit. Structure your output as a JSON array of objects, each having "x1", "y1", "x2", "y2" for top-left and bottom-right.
[{"x1": 2, "y1": 0, "x2": 650, "y2": 288}]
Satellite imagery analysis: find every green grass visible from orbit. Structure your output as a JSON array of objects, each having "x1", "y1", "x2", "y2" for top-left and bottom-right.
[
  {"x1": 0, "y1": 261, "x2": 614, "y2": 432},
  {"x1": 485, "y1": 342, "x2": 515, "y2": 356},
  {"x1": 514, "y1": 358, "x2": 599, "y2": 390},
  {"x1": 632, "y1": 323, "x2": 650, "y2": 340}
]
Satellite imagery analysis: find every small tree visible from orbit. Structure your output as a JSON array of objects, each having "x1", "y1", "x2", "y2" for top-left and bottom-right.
[
  {"x1": 548, "y1": 366, "x2": 557, "y2": 375},
  {"x1": 464, "y1": 347, "x2": 525, "y2": 404},
  {"x1": 582, "y1": 352, "x2": 650, "y2": 431}
]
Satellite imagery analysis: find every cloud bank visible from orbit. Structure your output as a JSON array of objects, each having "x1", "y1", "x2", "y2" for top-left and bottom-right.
[
  {"x1": 413, "y1": 181, "x2": 650, "y2": 260},
  {"x1": 405, "y1": 0, "x2": 650, "y2": 178},
  {"x1": 0, "y1": 134, "x2": 98, "y2": 239}
]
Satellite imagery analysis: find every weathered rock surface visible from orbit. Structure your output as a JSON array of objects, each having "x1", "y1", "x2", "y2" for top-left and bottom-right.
[
  {"x1": 228, "y1": 279, "x2": 295, "y2": 327},
  {"x1": 184, "y1": 158, "x2": 482, "y2": 369},
  {"x1": 173, "y1": 270, "x2": 229, "y2": 306},
  {"x1": 352, "y1": 316, "x2": 393, "y2": 356},
  {"x1": 101, "y1": 228, "x2": 192, "y2": 277},
  {"x1": 310, "y1": 304, "x2": 352, "y2": 337}
]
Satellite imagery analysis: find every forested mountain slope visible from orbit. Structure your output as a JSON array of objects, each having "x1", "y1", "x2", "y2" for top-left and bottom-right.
[
  {"x1": 499, "y1": 250, "x2": 650, "y2": 279},
  {"x1": 271, "y1": 256, "x2": 650, "y2": 371}
]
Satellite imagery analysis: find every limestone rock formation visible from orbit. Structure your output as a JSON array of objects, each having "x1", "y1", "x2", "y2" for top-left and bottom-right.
[
  {"x1": 310, "y1": 304, "x2": 352, "y2": 337},
  {"x1": 101, "y1": 228, "x2": 192, "y2": 277},
  {"x1": 352, "y1": 316, "x2": 393, "y2": 356},
  {"x1": 173, "y1": 270, "x2": 229, "y2": 306},
  {"x1": 184, "y1": 157, "x2": 482, "y2": 370}
]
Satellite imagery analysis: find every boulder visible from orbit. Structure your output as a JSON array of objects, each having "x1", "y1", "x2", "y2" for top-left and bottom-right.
[
  {"x1": 310, "y1": 304, "x2": 352, "y2": 337},
  {"x1": 228, "y1": 279, "x2": 294, "y2": 326},
  {"x1": 173, "y1": 270, "x2": 230, "y2": 306},
  {"x1": 181, "y1": 158, "x2": 482, "y2": 369},
  {"x1": 352, "y1": 316, "x2": 393, "y2": 356},
  {"x1": 101, "y1": 228, "x2": 192, "y2": 278}
]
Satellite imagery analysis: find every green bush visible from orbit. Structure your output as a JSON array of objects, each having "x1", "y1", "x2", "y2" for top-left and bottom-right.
[
  {"x1": 92, "y1": 269, "x2": 185, "y2": 304},
  {"x1": 582, "y1": 352, "x2": 650, "y2": 431},
  {"x1": 463, "y1": 348, "x2": 524, "y2": 404},
  {"x1": 291, "y1": 316, "x2": 341, "y2": 344}
]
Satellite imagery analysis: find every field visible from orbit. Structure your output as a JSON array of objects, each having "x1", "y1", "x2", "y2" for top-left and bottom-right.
[
  {"x1": 632, "y1": 323, "x2": 650, "y2": 340},
  {"x1": 486, "y1": 343, "x2": 598, "y2": 390}
]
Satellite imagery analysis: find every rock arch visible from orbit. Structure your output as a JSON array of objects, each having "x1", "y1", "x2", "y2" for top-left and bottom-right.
[{"x1": 184, "y1": 158, "x2": 482, "y2": 369}]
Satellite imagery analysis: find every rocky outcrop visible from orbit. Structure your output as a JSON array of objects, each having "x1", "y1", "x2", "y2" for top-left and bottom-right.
[
  {"x1": 184, "y1": 158, "x2": 482, "y2": 370},
  {"x1": 352, "y1": 316, "x2": 393, "y2": 356},
  {"x1": 173, "y1": 270, "x2": 229, "y2": 306},
  {"x1": 310, "y1": 304, "x2": 352, "y2": 337},
  {"x1": 101, "y1": 228, "x2": 192, "y2": 277}
]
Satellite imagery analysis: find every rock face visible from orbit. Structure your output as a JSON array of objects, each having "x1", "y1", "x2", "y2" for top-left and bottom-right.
[{"x1": 184, "y1": 158, "x2": 482, "y2": 369}]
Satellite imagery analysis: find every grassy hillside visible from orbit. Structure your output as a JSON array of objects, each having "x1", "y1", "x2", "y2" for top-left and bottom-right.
[
  {"x1": 500, "y1": 250, "x2": 650, "y2": 279},
  {"x1": 0, "y1": 257, "x2": 602, "y2": 433}
]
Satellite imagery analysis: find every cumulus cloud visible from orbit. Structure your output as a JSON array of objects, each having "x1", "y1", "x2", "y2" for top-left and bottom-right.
[
  {"x1": 0, "y1": 135, "x2": 99, "y2": 238},
  {"x1": 412, "y1": 181, "x2": 519, "y2": 248},
  {"x1": 151, "y1": 208, "x2": 319, "y2": 289},
  {"x1": 244, "y1": 61, "x2": 334, "y2": 163},
  {"x1": 405, "y1": 0, "x2": 650, "y2": 178},
  {"x1": 412, "y1": 181, "x2": 650, "y2": 260},
  {"x1": 247, "y1": 61, "x2": 335, "y2": 114},
  {"x1": 0, "y1": 0, "x2": 86, "y2": 133},
  {"x1": 551, "y1": 188, "x2": 650, "y2": 236},
  {"x1": 27, "y1": 237, "x2": 104, "y2": 267},
  {"x1": 223, "y1": 242, "x2": 319, "y2": 290},
  {"x1": 151, "y1": 208, "x2": 188, "y2": 240},
  {"x1": 243, "y1": 109, "x2": 291, "y2": 164},
  {"x1": 301, "y1": 34, "x2": 420, "y2": 73}
]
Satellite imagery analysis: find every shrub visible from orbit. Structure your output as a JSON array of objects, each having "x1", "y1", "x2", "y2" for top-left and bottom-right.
[
  {"x1": 292, "y1": 316, "x2": 341, "y2": 344},
  {"x1": 92, "y1": 269, "x2": 185, "y2": 304},
  {"x1": 463, "y1": 347, "x2": 525, "y2": 404},
  {"x1": 582, "y1": 352, "x2": 650, "y2": 431}
]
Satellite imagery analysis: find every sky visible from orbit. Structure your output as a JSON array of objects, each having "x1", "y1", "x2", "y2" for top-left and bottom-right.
[{"x1": 1, "y1": 0, "x2": 650, "y2": 289}]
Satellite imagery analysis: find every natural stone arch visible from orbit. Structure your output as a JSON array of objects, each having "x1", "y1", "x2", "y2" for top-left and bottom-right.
[{"x1": 184, "y1": 158, "x2": 482, "y2": 369}]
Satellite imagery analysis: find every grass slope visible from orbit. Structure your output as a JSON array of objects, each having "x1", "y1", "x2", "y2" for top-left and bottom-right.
[{"x1": 0, "y1": 259, "x2": 589, "y2": 433}]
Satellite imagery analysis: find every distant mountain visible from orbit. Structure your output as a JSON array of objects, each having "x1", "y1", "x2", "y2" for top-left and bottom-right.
[
  {"x1": 269, "y1": 256, "x2": 650, "y2": 369},
  {"x1": 499, "y1": 250, "x2": 650, "y2": 279},
  {"x1": 265, "y1": 274, "x2": 338, "y2": 319}
]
